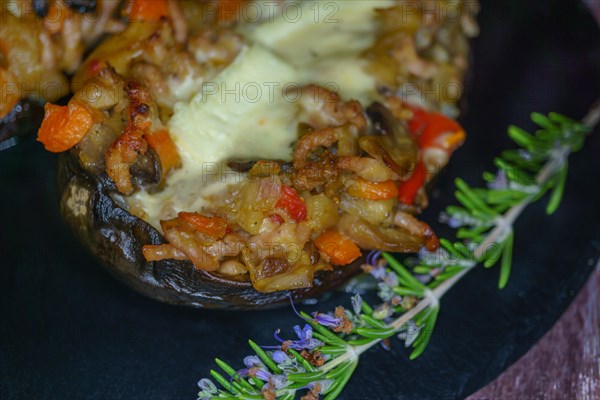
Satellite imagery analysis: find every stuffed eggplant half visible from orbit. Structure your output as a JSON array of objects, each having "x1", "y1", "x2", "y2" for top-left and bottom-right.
[{"x1": 38, "y1": 0, "x2": 478, "y2": 308}]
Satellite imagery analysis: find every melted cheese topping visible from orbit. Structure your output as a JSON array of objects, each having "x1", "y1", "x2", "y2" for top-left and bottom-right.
[
  {"x1": 132, "y1": 0, "x2": 393, "y2": 228},
  {"x1": 170, "y1": 45, "x2": 299, "y2": 164},
  {"x1": 133, "y1": 45, "x2": 299, "y2": 228},
  {"x1": 244, "y1": 0, "x2": 394, "y2": 102}
]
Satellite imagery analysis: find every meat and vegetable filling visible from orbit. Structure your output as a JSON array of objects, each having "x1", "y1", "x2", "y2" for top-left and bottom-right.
[{"x1": 35, "y1": 0, "x2": 478, "y2": 293}]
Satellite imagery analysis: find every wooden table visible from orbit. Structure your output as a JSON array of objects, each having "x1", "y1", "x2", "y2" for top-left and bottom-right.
[{"x1": 467, "y1": 265, "x2": 599, "y2": 399}]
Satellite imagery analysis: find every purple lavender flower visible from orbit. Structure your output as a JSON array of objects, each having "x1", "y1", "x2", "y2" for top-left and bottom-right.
[
  {"x1": 448, "y1": 216, "x2": 463, "y2": 228},
  {"x1": 271, "y1": 324, "x2": 323, "y2": 351},
  {"x1": 243, "y1": 356, "x2": 263, "y2": 369},
  {"x1": 197, "y1": 378, "x2": 217, "y2": 400},
  {"x1": 369, "y1": 264, "x2": 387, "y2": 280},
  {"x1": 270, "y1": 350, "x2": 289, "y2": 364},
  {"x1": 366, "y1": 250, "x2": 382, "y2": 266},
  {"x1": 351, "y1": 293, "x2": 363, "y2": 315},
  {"x1": 419, "y1": 247, "x2": 447, "y2": 266},
  {"x1": 383, "y1": 271, "x2": 399, "y2": 288},
  {"x1": 365, "y1": 251, "x2": 396, "y2": 282},
  {"x1": 488, "y1": 169, "x2": 508, "y2": 190},
  {"x1": 235, "y1": 356, "x2": 269, "y2": 381},
  {"x1": 252, "y1": 368, "x2": 273, "y2": 382},
  {"x1": 237, "y1": 366, "x2": 288, "y2": 390},
  {"x1": 377, "y1": 282, "x2": 395, "y2": 302},
  {"x1": 518, "y1": 149, "x2": 533, "y2": 161},
  {"x1": 272, "y1": 350, "x2": 306, "y2": 374},
  {"x1": 311, "y1": 312, "x2": 342, "y2": 328},
  {"x1": 398, "y1": 320, "x2": 421, "y2": 347},
  {"x1": 312, "y1": 307, "x2": 354, "y2": 334},
  {"x1": 372, "y1": 302, "x2": 394, "y2": 320},
  {"x1": 270, "y1": 374, "x2": 288, "y2": 389},
  {"x1": 236, "y1": 356, "x2": 289, "y2": 389},
  {"x1": 439, "y1": 212, "x2": 463, "y2": 228},
  {"x1": 307, "y1": 380, "x2": 334, "y2": 395}
]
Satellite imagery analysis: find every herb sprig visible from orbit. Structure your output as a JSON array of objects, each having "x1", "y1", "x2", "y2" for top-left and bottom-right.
[{"x1": 196, "y1": 104, "x2": 599, "y2": 400}]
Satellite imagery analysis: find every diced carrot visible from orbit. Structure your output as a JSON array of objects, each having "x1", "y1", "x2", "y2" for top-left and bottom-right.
[
  {"x1": 178, "y1": 212, "x2": 228, "y2": 239},
  {"x1": 218, "y1": 0, "x2": 249, "y2": 22},
  {"x1": 143, "y1": 129, "x2": 182, "y2": 176},
  {"x1": 398, "y1": 160, "x2": 426, "y2": 205},
  {"x1": 37, "y1": 101, "x2": 94, "y2": 152},
  {"x1": 128, "y1": 0, "x2": 169, "y2": 21},
  {"x1": 347, "y1": 178, "x2": 399, "y2": 200},
  {"x1": 314, "y1": 229, "x2": 362, "y2": 266},
  {"x1": 276, "y1": 185, "x2": 307, "y2": 222}
]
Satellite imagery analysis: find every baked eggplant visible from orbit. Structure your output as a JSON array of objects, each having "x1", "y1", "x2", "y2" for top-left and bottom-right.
[
  {"x1": 58, "y1": 150, "x2": 362, "y2": 308},
  {"x1": 37, "y1": 0, "x2": 478, "y2": 308}
]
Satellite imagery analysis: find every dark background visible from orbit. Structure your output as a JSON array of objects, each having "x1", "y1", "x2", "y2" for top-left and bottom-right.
[{"x1": 1, "y1": 0, "x2": 599, "y2": 399}]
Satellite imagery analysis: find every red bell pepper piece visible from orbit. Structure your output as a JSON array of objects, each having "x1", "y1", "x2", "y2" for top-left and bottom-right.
[
  {"x1": 404, "y1": 102, "x2": 465, "y2": 150},
  {"x1": 418, "y1": 113, "x2": 465, "y2": 151},
  {"x1": 405, "y1": 103, "x2": 430, "y2": 135},
  {"x1": 276, "y1": 185, "x2": 307, "y2": 222},
  {"x1": 398, "y1": 160, "x2": 427, "y2": 205}
]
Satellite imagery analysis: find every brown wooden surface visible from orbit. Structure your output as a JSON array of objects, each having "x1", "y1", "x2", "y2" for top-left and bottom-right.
[
  {"x1": 467, "y1": 264, "x2": 599, "y2": 400},
  {"x1": 585, "y1": 0, "x2": 600, "y2": 23}
]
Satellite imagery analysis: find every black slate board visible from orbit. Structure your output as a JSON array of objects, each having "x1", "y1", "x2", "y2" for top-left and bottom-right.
[{"x1": 1, "y1": 1, "x2": 599, "y2": 399}]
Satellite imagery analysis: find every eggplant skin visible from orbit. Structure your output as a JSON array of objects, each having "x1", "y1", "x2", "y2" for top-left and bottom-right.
[{"x1": 57, "y1": 152, "x2": 362, "y2": 309}]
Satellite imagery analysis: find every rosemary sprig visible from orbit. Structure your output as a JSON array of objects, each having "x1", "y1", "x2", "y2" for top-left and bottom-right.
[{"x1": 196, "y1": 104, "x2": 599, "y2": 400}]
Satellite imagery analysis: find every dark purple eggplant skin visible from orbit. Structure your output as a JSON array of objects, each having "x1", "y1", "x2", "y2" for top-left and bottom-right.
[{"x1": 57, "y1": 152, "x2": 362, "y2": 309}]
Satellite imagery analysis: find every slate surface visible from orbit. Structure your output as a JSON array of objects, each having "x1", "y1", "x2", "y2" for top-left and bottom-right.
[{"x1": 1, "y1": 0, "x2": 599, "y2": 399}]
